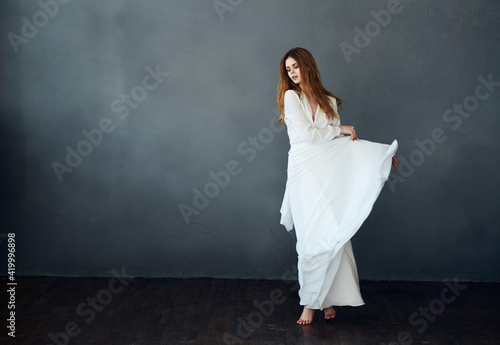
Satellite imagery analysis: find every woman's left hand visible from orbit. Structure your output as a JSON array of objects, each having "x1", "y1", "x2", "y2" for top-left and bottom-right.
[{"x1": 392, "y1": 156, "x2": 398, "y2": 167}]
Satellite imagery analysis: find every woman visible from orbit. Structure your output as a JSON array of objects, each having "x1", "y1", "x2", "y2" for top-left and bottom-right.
[{"x1": 277, "y1": 47, "x2": 398, "y2": 325}]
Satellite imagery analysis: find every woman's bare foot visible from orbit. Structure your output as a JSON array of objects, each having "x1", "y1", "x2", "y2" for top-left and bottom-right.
[
  {"x1": 324, "y1": 306, "x2": 336, "y2": 320},
  {"x1": 297, "y1": 306, "x2": 314, "y2": 325}
]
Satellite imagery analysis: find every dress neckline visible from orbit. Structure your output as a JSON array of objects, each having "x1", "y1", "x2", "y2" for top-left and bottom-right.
[{"x1": 302, "y1": 94, "x2": 319, "y2": 123}]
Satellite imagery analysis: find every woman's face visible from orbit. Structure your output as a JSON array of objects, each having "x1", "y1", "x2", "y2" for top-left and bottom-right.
[{"x1": 285, "y1": 57, "x2": 301, "y2": 85}]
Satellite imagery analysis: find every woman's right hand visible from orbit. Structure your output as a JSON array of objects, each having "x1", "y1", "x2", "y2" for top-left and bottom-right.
[{"x1": 339, "y1": 125, "x2": 357, "y2": 140}]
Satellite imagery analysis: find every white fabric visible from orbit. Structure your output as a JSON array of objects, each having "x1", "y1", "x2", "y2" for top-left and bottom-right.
[{"x1": 280, "y1": 90, "x2": 398, "y2": 309}]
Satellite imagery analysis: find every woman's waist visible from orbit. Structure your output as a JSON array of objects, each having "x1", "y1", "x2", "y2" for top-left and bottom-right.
[{"x1": 288, "y1": 136, "x2": 348, "y2": 153}]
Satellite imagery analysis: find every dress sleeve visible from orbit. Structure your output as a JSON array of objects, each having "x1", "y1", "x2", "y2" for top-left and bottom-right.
[{"x1": 284, "y1": 90, "x2": 341, "y2": 144}]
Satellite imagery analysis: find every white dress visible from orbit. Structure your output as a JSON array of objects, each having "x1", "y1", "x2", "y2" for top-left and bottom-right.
[{"x1": 280, "y1": 90, "x2": 398, "y2": 309}]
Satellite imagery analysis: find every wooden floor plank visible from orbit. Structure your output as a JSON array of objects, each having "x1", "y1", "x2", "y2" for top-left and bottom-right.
[{"x1": 0, "y1": 277, "x2": 498, "y2": 344}]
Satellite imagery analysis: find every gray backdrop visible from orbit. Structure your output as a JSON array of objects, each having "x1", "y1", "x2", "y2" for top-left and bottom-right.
[{"x1": 1, "y1": 0, "x2": 499, "y2": 281}]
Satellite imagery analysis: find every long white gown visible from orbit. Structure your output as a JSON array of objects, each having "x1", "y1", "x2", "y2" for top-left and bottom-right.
[{"x1": 280, "y1": 90, "x2": 398, "y2": 309}]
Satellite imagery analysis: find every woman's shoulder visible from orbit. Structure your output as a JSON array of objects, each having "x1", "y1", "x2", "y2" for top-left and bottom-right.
[
  {"x1": 284, "y1": 90, "x2": 302, "y2": 106},
  {"x1": 328, "y1": 95, "x2": 339, "y2": 109},
  {"x1": 285, "y1": 89, "x2": 300, "y2": 98}
]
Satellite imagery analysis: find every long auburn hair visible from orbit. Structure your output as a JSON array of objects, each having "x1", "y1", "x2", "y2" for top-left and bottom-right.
[{"x1": 276, "y1": 47, "x2": 343, "y2": 123}]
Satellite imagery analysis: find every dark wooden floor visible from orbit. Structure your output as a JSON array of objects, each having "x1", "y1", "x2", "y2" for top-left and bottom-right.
[{"x1": 1, "y1": 276, "x2": 498, "y2": 345}]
